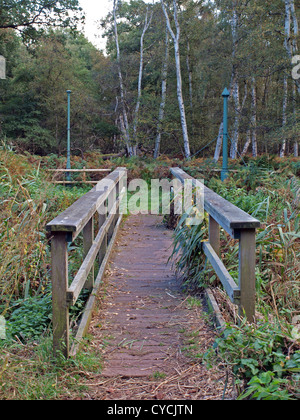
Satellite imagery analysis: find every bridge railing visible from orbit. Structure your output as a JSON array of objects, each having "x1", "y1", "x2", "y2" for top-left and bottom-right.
[
  {"x1": 47, "y1": 167, "x2": 127, "y2": 357},
  {"x1": 171, "y1": 168, "x2": 261, "y2": 323}
]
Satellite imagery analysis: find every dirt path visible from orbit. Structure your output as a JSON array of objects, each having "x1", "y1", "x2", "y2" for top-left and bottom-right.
[{"x1": 84, "y1": 215, "x2": 234, "y2": 400}]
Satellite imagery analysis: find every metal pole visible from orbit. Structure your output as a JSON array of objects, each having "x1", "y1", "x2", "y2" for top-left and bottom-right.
[
  {"x1": 221, "y1": 88, "x2": 230, "y2": 182},
  {"x1": 66, "y1": 90, "x2": 72, "y2": 182}
]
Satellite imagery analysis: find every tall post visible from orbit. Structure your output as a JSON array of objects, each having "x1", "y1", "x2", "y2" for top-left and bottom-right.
[
  {"x1": 221, "y1": 88, "x2": 230, "y2": 182},
  {"x1": 66, "y1": 90, "x2": 72, "y2": 182},
  {"x1": 52, "y1": 232, "x2": 69, "y2": 358},
  {"x1": 239, "y1": 229, "x2": 256, "y2": 323}
]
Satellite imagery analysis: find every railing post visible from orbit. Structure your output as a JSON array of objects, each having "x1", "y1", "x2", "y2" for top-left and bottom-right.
[
  {"x1": 83, "y1": 216, "x2": 94, "y2": 291},
  {"x1": 239, "y1": 229, "x2": 256, "y2": 322},
  {"x1": 209, "y1": 215, "x2": 220, "y2": 256},
  {"x1": 99, "y1": 211, "x2": 107, "y2": 264},
  {"x1": 51, "y1": 232, "x2": 69, "y2": 358}
]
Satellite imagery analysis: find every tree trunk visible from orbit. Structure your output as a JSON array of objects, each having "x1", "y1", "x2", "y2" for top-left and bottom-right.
[
  {"x1": 251, "y1": 77, "x2": 257, "y2": 157},
  {"x1": 161, "y1": 0, "x2": 191, "y2": 159},
  {"x1": 230, "y1": 77, "x2": 240, "y2": 159},
  {"x1": 242, "y1": 128, "x2": 251, "y2": 156},
  {"x1": 186, "y1": 40, "x2": 194, "y2": 135},
  {"x1": 133, "y1": 6, "x2": 152, "y2": 146},
  {"x1": 281, "y1": 75, "x2": 288, "y2": 158},
  {"x1": 290, "y1": 0, "x2": 299, "y2": 156},
  {"x1": 281, "y1": 0, "x2": 291, "y2": 157},
  {"x1": 113, "y1": 0, "x2": 132, "y2": 156},
  {"x1": 230, "y1": 2, "x2": 240, "y2": 159},
  {"x1": 154, "y1": 25, "x2": 169, "y2": 159},
  {"x1": 214, "y1": 122, "x2": 223, "y2": 162}
]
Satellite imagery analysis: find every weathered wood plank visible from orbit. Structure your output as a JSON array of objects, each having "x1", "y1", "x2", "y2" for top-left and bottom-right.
[
  {"x1": 83, "y1": 216, "x2": 94, "y2": 291},
  {"x1": 202, "y1": 242, "x2": 240, "y2": 304},
  {"x1": 66, "y1": 190, "x2": 125, "y2": 306},
  {"x1": 239, "y1": 229, "x2": 256, "y2": 322},
  {"x1": 46, "y1": 168, "x2": 126, "y2": 240},
  {"x1": 70, "y1": 214, "x2": 123, "y2": 357},
  {"x1": 209, "y1": 215, "x2": 220, "y2": 256},
  {"x1": 48, "y1": 169, "x2": 111, "y2": 173},
  {"x1": 51, "y1": 232, "x2": 69, "y2": 358},
  {"x1": 171, "y1": 167, "x2": 260, "y2": 237},
  {"x1": 67, "y1": 208, "x2": 118, "y2": 306}
]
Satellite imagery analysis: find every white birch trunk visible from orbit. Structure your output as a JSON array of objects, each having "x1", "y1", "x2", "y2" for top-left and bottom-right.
[
  {"x1": 251, "y1": 77, "x2": 257, "y2": 157},
  {"x1": 113, "y1": 0, "x2": 132, "y2": 156},
  {"x1": 290, "y1": 0, "x2": 299, "y2": 155},
  {"x1": 230, "y1": 2, "x2": 240, "y2": 159},
  {"x1": 230, "y1": 77, "x2": 240, "y2": 159},
  {"x1": 133, "y1": 7, "x2": 152, "y2": 146},
  {"x1": 281, "y1": 75, "x2": 288, "y2": 158},
  {"x1": 242, "y1": 129, "x2": 251, "y2": 156},
  {"x1": 161, "y1": 0, "x2": 191, "y2": 159},
  {"x1": 281, "y1": 0, "x2": 291, "y2": 157},
  {"x1": 214, "y1": 122, "x2": 223, "y2": 162},
  {"x1": 186, "y1": 40, "x2": 194, "y2": 134},
  {"x1": 154, "y1": 25, "x2": 169, "y2": 159}
]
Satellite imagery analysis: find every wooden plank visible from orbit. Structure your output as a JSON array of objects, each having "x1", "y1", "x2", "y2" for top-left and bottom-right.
[
  {"x1": 202, "y1": 242, "x2": 240, "y2": 304},
  {"x1": 239, "y1": 229, "x2": 256, "y2": 322},
  {"x1": 46, "y1": 168, "x2": 126, "y2": 240},
  {"x1": 48, "y1": 169, "x2": 111, "y2": 172},
  {"x1": 209, "y1": 215, "x2": 220, "y2": 256},
  {"x1": 205, "y1": 288, "x2": 226, "y2": 331},
  {"x1": 51, "y1": 232, "x2": 69, "y2": 358},
  {"x1": 67, "y1": 207, "x2": 118, "y2": 306},
  {"x1": 171, "y1": 168, "x2": 260, "y2": 237},
  {"x1": 83, "y1": 216, "x2": 94, "y2": 291},
  {"x1": 98, "y1": 212, "x2": 107, "y2": 265},
  {"x1": 70, "y1": 214, "x2": 123, "y2": 357},
  {"x1": 53, "y1": 181, "x2": 99, "y2": 185}
]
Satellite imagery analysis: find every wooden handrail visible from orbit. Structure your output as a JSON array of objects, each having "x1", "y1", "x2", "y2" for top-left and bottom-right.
[
  {"x1": 47, "y1": 168, "x2": 112, "y2": 185},
  {"x1": 171, "y1": 167, "x2": 261, "y2": 322},
  {"x1": 47, "y1": 167, "x2": 127, "y2": 358},
  {"x1": 47, "y1": 168, "x2": 126, "y2": 240}
]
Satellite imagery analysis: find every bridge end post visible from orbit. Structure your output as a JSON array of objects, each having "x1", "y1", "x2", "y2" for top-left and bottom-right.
[
  {"x1": 239, "y1": 229, "x2": 256, "y2": 323},
  {"x1": 51, "y1": 232, "x2": 69, "y2": 358}
]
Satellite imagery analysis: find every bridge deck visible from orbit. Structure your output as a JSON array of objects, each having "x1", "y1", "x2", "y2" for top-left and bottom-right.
[{"x1": 86, "y1": 214, "x2": 233, "y2": 399}]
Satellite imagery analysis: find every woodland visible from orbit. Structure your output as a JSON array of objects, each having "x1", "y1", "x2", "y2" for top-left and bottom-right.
[
  {"x1": 0, "y1": 0, "x2": 299, "y2": 401},
  {"x1": 0, "y1": 0, "x2": 299, "y2": 159}
]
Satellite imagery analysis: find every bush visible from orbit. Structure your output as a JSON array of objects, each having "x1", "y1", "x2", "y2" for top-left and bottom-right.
[{"x1": 6, "y1": 294, "x2": 52, "y2": 341}]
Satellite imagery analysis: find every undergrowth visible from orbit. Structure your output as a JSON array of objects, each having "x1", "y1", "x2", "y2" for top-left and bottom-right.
[
  {"x1": 170, "y1": 157, "x2": 300, "y2": 400},
  {"x1": 0, "y1": 150, "x2": 299, "y2": 399}
]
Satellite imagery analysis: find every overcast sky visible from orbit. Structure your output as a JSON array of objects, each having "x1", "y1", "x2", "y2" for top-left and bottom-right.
[
  {"x1": 79, "y1": 0, "x2": 113, "y2": 50},
  {"x1": 79, "y1": 0, "x2": 155, "y2": 51}
]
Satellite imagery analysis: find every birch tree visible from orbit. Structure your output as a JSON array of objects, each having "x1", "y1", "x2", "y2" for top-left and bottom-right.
[
  {"x1": 290, "y1": 0, "x2": 299, "y2": 156},
  {"x1": 113, "y1": 0, "x2": 132, "y2": 156},
  {"x1": 281, "y1": 0, "x2": 291, "y2": 158},
  {"x1": 133, "y1": 5, "x2": 153, "y2": 147},
  {"x1": 161, "y1": 0, "x2": 191, "y2": 160},
  {"x1": 230, "y1": 1, "x2": 240, "y2": 159},
  {"x1": 154, "y1": 25, "x2": 169, "y2": 159}
]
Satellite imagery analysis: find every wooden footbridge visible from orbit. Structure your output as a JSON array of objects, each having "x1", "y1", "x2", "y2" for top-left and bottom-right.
[{"x1": 46, "y1": 167, "x2": 260, "y2": 377}]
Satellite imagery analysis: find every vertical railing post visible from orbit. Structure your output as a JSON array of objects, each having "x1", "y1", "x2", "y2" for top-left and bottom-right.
[
  {"x1": 239, "y1": 229, "x2": 256, "y2": 322},
  {"x1": 83, "y1": 216, "x2": 94, "y2": 291},
  {"x1": 99, "y1": 210, "x2": 107, "y2": 265},
  {"x1": 51, "y1": 232, "x2": 69, "y2": 358},
  {"x1": 209, "y1": 215, "x2": 220, "y2": 256}
]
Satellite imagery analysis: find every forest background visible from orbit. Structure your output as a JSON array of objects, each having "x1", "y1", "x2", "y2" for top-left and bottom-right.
[{"x1": 0, "y1": 0, "x2": 299, "y2": 160}]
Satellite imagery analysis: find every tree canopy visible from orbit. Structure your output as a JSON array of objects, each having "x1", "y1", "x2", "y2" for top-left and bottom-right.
[{"x1": 0, "y1": 0, "x2": 299, "y2": 157}]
